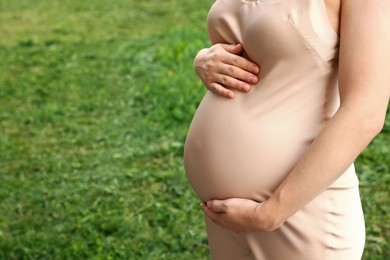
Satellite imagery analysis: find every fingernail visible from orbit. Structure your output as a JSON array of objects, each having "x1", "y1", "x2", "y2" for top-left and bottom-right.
[
  {"x1": 252, "y1": 66, "x2": 259, "y2": 74},
  {"x1": 250, "y1": 76, "x2": 257, "y2": 84},
  {"x1": 241, "y1": 84, "x2": 249, "y2": 92},
  {"x1": 227, "y1": 91, "x2": 234, "y2": 98}
]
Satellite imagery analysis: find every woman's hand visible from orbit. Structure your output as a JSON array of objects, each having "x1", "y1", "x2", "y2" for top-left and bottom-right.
[
  {"x1": 194, "y1": 43, "x2": 260, "y2": 98},
  {"x1": 200, "y1": 198, "x2": 279, "y2": 233}
]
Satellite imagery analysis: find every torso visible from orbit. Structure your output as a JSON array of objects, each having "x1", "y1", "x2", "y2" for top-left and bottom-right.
[
  {"x1": 183, "y1": 2, "x2": 365, "y2": 258},
  {"x1": 184, "y1": 0, "x2": 340, "y2": 202},
  {"x1": 324, "y1": 0, "x2": 341, "y2": 35}
]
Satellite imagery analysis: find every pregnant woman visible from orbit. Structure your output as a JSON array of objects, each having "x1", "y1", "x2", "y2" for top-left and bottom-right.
[{"x1": 183, "y1": 0, "x2": 390, "y2": 259}]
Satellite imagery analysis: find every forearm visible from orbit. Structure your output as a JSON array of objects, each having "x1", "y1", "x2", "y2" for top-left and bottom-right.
[{"x1": 261, "y1": 105, "x2": 386, "y2": 230}]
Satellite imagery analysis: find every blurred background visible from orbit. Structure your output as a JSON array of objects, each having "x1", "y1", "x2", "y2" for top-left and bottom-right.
[{"x1": 0, "y1": 0, "x2": 388, "y2": 259}]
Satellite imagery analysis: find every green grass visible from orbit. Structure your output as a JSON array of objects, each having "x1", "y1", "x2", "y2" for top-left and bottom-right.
[{"x1": 0, "y1": 0, "x2": 389, "y2": 259}]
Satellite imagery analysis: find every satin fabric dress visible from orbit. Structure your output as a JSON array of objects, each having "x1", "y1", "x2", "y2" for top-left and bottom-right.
[{"x1": 183, "y1": 0, "x2": 365, "y2": 259}]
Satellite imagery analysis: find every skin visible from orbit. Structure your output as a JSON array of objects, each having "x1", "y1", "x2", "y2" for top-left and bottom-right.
[
  {"x1": 194, "y1": 43, "x2": 260, "y2": 98},
  {"x1": 197, "y1": 0, "x2": 390, "y2": 233}
]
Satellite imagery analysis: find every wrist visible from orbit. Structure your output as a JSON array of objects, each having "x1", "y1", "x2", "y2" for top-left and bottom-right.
[
  {"x1": 193, "y1": 48, "x2": 209, "y2": 80},
  {"x1": 194, "y1": 48, "x2": 208, "y2": 68},
  {"x1": 255, "y1": 198, "x2": 285, "y2": 231}
]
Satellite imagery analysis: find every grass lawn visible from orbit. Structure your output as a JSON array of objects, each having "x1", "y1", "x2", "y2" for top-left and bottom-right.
[{"x1": 0, "y1": 0, "x2": 389, "y2": 259}]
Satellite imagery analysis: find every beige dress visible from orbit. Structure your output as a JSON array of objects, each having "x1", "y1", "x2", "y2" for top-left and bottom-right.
[{"x1": 183, "y1": 0, "x2": 365, "y2": 259}]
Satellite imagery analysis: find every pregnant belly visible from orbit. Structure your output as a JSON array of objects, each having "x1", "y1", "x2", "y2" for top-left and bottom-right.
[{"x1": 183, "y1": 91, "x2": 316, "y2": 202}]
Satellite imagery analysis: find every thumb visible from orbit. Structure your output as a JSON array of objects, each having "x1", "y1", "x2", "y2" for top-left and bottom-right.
[
  {"x1": 225, "y1": 43, "x2": 243, "y2": 54},
  {"x1": 207, "y1": 200, "x2": 227, "y2": 213}
]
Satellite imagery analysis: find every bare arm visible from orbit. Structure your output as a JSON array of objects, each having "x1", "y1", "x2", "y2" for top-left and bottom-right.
[
  {"x1": 261, "y1": 0, "x2": 390, "y2": 229},
  {"x1": 201, "y1": 0, "x2": 390, "y2": 232}
]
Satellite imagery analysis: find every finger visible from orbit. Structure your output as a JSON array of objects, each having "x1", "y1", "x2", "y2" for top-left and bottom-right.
[
  {"x1": 201, "y1": 203, "x2": 222, "y2": 223},
  {"x1": 223, "y1": 52, "x2": 260, "y2": 75},
  {"x1": 201, "y1": 203, "x2": 245, "y2": 232},
  {"x1": 223, "y1": 43, "x2": 244, "y2": 55},
  {"x1": 214, "y1": 73, "x2": 250, "y2": 93},
  {"x1": 220, "y1": 64, "x2": 259, "y2": 86},
  {"x1": 207, "y1": 200, "x2": 227, "y2": 213},
  {"x1": 214, "y1": 43, "x2": 260, "y2": 74},
  {"x1": 207, "y1": 82, "x2": 235, "y2": 98}
]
